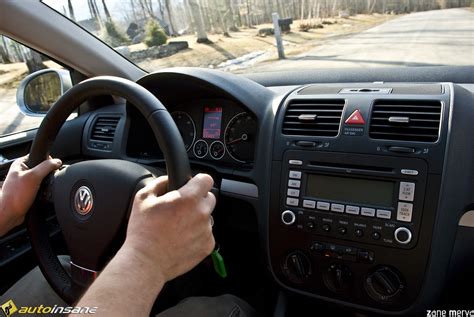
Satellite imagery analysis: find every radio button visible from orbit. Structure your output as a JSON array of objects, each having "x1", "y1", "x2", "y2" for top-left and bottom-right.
[
  {"x1": 317, "y1": 201, "x2": 330, "y2": 211},
  {"x1": 286, "y1": 197, "x2": 299, "y2": 207},
  {"x1": 399, "y1": 182, "x2": 415, "y2": 202},
  {"x1": 338, "y1": 227, "x2": 347, "y2": 235},
  {"x1": 331, "y1": 203, "x2": 345, "y2": 213},
  {"x1": 376, "y1": 209, "x2": 392, "y2": 220},
  {"x1": 288, "y1": 179, "x2": 301, "y2": 188},
  {"x1": 287, "y1": 188, "x2": 300, "y2": 197},
  {"x1": 355, "y1": 229, "x2": 364, "y2": 237},
  {"x1": 346, "y1": 205, "x2": 360, "y2": 215},
  {"x1": 303, "y1": 200, "x2": 316, "y2": 209},
  {"x1": 361, "y1": 207, "x2": 376, "y2": 217},
  {"x1": 289, "y1": 170, "x2": 302, "y2": 179},
  {"x1": 372, "y1": 232, "x2": 381, "y2": 240},
  {"x1": 289, "y1": 160, "x2": 303, "y2": 165},
  {"x1": 401, "y1": 169, "x2": 419, "y2": 176},
  {"x1": 322, "y1": 224, "x2": 331, "y2": 232},
  {"x1": 397, "y1": 202, "x2": 413, "y2": 222}
]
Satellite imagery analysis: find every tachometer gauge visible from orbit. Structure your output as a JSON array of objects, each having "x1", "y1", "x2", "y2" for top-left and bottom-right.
[
  {"x1": 224, "y1": 112, "x2": 257, "y2": 163},
  {"x1": 171, "y1": 111, "x2": 195, "y2": 152}
]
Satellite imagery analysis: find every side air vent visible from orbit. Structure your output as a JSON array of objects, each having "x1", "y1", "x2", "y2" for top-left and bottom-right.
[
  {"x1": 369, "y1": 100, "x2": 442, "y2": 142},
  {"x1": 282, "y1": 99, "x2": 345, "y2": 137},
  {"x1": 90, "y1": 116, "x2": 121, "y2": 142}
]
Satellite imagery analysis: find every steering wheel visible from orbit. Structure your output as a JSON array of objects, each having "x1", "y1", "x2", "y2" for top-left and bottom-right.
[{"x1": 25, "y1": 76, "x2": 192, "y2": 304}]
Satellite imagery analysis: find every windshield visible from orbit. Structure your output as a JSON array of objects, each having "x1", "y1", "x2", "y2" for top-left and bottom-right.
[{"x1": 42, "y1": 0, "x2": 473, "y2": 74}]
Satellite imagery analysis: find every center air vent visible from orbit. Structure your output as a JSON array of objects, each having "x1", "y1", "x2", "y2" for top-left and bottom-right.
[
  {"x1": 90, "y1": 116, "x2": 120, "y2": 142},
  {"x1": 369, "y1": 100, "x2": 442, "y2": 142},
  {"x1": 282, "y1": 99, "x2": 345, "y2": 137}
]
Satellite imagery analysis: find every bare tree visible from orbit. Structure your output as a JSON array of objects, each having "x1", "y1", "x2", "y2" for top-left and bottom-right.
[
  {"x1": 68, "y1": 0, "x2": 76, "y2": 20},
  {"x1": 188, "y1": 0, "x2": 211, "y2": 43}
]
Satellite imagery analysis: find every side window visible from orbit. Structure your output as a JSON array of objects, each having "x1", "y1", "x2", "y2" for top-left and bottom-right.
[{"x1": 0, "y1": 35, "x2": 65, "y2": 137}]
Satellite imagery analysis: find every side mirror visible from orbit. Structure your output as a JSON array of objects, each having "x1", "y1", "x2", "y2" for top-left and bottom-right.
[{"x1": 16, "y1": 69, "x2": 72, "y2": 116}]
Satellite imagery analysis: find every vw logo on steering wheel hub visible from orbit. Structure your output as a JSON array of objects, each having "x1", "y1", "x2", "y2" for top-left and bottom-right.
[{"x1": 74, "y1": 186, "x2": 94, "y2": 215}]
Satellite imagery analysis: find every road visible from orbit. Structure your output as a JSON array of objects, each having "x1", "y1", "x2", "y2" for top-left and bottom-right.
[{"x1": 251, "y1": 8, "x2": 474, "y2": 72}]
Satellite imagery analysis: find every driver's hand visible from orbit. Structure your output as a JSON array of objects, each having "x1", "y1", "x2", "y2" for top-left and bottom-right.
[
  {"x1": 124, "y1": 173, "x2": 216, "y2": 282},
  {"x1": 0, "y1": 155, "x2": 62, "y2": 236}
]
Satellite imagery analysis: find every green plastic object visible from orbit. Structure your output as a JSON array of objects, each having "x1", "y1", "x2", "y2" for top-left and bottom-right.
[{"x1": 211, "y1": 249, "x2": 227, "y2": 278}]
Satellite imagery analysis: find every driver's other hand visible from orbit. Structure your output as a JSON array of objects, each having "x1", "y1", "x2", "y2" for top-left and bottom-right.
[
  {"x1": 124, "y1": 173, "x2": 216, "y2": 282},
  {"x1": 0, "y1": 155, "x2": 62, "y2": 236}
]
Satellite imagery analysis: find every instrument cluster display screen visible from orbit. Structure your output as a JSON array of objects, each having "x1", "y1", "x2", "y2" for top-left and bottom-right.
[
  {"x1": 306, "y1": 174, "x2": 395, "y2": 207},
  {"x1": 202, "y1": 106, "x2": 222, "y2": 139}
]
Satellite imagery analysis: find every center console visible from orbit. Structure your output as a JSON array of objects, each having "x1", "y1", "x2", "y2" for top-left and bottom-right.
[{"x1": 268, "y1": 83, "x2": 450, "y2": 312}]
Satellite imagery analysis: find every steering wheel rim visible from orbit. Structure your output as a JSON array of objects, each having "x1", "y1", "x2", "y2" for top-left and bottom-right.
[{"x1": 26, "y1": 76, "x2": 192, "y2": 304}]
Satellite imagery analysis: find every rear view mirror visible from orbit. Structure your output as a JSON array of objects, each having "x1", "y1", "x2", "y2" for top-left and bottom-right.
[{"x1": 16, "y1": 69, "x2": 72, "y2": 116}]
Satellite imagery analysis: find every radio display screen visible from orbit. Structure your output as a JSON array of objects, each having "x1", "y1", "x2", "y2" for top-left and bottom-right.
[{"x1": 306, "y1": 174, "x2": 395, "y2": 207}]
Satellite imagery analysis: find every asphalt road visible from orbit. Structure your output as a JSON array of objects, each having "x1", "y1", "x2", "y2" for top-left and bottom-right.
[{"x1": 251, "y1": 8, "x2": 474, "y2": 72}]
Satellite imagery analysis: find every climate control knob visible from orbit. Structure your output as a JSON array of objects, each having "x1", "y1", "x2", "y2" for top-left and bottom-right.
[
  {"x1": 365, "y1": 266, "x2": 405, "y2": 303},
  {"x1": 281, "y1": 210, "x2": 296, "y2": 225},
  {"x1": 323, "y1": 264, "x2": 353, "y2": 293},
  {"x1": 283, "y1": 251, "x2": 312, "y2": 282},
  {"x1": 394, "y1": 227, "x2": 412, "y2": 244}
]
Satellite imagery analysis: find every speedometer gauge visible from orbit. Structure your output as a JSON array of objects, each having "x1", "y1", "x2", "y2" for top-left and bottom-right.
[
  {"x1": 171, "y1": 111, "x2": 195, "y2": 152},
  {"x1": 224, "y1": 112, "x2": 257, "y2": 163}
]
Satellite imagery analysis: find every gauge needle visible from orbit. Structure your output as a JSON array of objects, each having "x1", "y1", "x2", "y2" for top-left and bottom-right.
[{"x1": 227, "y1": 134, "x2": 248, "y2": 145}]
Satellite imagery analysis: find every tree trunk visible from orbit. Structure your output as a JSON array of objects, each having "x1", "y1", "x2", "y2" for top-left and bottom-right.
[
  {"x1": 188, "y1": 0, "x2": 210, "y2": 43},
  {"x1": 164, "y1": 0, "x2": 177, "y2": 35},
  {"x1": 0, "y1": 36, "x2": 11, "y2": 64},
  {"x1": 68, "y1": 0, "x2": 76, "y2": 21},
  {"x1": 23, "y1": 48, "x2": 47, "y2": 74},
  {"x1": 102, "y1": 0, "x2": 112, "y2": 21}
]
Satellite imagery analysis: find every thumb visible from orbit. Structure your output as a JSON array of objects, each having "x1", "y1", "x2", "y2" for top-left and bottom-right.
[{"x1": 29, "y1": 158, "x2": 62, "y2": 180}]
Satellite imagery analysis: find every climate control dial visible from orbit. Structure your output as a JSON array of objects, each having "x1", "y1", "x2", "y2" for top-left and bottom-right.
[{"x1": 281, "y1": 210, "x2": 296, "y2": 225}]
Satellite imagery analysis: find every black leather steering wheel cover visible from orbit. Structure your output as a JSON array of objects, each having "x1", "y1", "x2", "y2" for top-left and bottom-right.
[{"x1": 26, "y1": 76, "x2": 192, "y2": 304}]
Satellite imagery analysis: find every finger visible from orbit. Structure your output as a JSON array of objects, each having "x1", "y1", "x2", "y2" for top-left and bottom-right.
[
  {"x1": 206, "y1": 192, "x2": 217, "y2": 214},
  {"x1": 179, "y1": 173, "x2": 214, "y2": 198},
  {"x1": 9, "y1": 155, "x2": 28, "y2": 171},
  {"x1": 28, "y1": 158, "x2": 62, "y2": 180},
  {"x1": 139, "y1": 176, "x2": 169, "y2": 197}
]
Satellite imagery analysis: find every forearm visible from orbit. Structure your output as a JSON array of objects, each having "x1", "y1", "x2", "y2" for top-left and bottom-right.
[
  {"x1": 75, "y1": 244, "x2": 165, "y2": 316},
  {"x1": 0, "y1": 190, "x2": 23, "y2": 236}
]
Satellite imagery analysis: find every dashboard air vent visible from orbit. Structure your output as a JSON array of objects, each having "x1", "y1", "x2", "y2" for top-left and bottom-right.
[
  {"x1": 282, "y1": 99, "x2": 345, "y2": 137},
  {"x1": 369, "y1": 100, "x2": 441, "y2": 142},
  {"x1": 90, "y1": 116, "x2": 120, "y2": 142}
]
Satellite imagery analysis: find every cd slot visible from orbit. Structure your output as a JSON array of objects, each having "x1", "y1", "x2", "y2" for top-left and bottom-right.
[{"x1": 307, "y1": 162, "x2": 395, "y2": 175}]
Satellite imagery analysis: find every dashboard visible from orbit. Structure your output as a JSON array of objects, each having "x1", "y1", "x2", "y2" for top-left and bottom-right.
[{"x1": 67, "y1": 67, "x2": 474, "y2": 315}]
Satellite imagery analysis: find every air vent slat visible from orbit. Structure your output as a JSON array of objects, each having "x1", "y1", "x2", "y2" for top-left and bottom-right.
[
  {"x1": 282, "y1": 99, "x2": 344, "y2": 137},
  {"x1": 90, "y1": 116, "x2": 120, "y2": 143},
  {"x1": 369, "y1": 100, "x2": 441, "y2": 142}
]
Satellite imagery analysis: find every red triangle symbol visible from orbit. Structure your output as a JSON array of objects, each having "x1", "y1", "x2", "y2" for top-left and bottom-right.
[{"x1": 345, "y1": 109, "x2": 365, "y2": 125}]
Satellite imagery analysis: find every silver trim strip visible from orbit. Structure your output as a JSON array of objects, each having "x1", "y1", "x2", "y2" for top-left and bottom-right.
[
  {"x1": 220, "y1": 179, "x2": 258, "y2": 198},
  {"x1": 459, "y1": 210, "x2": 474, "y2": 228}
]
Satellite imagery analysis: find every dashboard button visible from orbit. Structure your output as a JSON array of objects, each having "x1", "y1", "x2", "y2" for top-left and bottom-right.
[
  {"x1": 399, "y1": 182, "x2": 415, "y2": 202},
  {"x1": 317, "y1": 201, "x2": 330, "y2": 211},
  {"x1": 388, "y1": 146, "x2": 415, "y2": 154},
  {"x1": 331, "y1": 204, "x2": 344, "y2": 213},
  {"x1": 310, "y1": 242, "x2": 325, "y2": 252},
  {"x1": 345, "y1": 205, "x2": 360, "y2": 215},
  {"x1": 376, "y1": 209, "x2": 392, "y2": 220},
  {"x1": 306, "y1": 222, "x2": 316, "y2": 230},
  {"x1": 288, "y1": 180, "x2": 301, "y2": 188},
  {"x1": 401, "y1": 169, "x2": 419, "y2": 176},
  {"x1": 397, "y1": 202, "x2": 413, "y2": 222},
  {"x1": 289, "y1": 160, "x2": 303, "y2": 165},
  {"x1": 289, "y1": 171, "x2": 302, "y2": 179},
  {"x1": 355, "y1": 229, "x2": 364, "y2": 237},
  {"x1": 361, "y1": 207, "x2": 375, "y2": 217},
  {"x1": 303, "y1": 200, "x2": 316, "y2": 209},
  {"x1": 394, "y1": 227, "x2": 412, "y2": 244},
  {"x1": 295, "y1": 141, "x2": 317, "y2": 147},
  {"x1": 287, "y1": 188, "x2": 300, "y2": 197},
  {"x1": 286, "y1": 197, "x2": 299, "y2": 207}
]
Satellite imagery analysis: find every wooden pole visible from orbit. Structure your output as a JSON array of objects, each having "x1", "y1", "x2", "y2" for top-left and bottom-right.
[{"x1": 272, "y1": 12, "x2": 285, "y2": 59}]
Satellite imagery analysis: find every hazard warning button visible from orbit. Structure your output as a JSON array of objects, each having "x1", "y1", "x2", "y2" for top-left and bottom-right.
[{"x1": 345, "y1": 109, "x2": 365, "y2": 125}]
